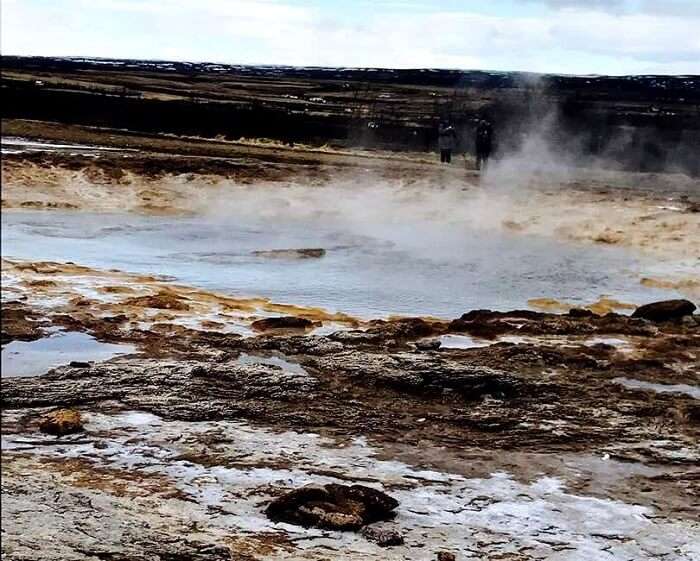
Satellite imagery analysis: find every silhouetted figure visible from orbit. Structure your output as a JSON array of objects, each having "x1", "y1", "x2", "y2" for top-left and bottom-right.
[
  {"x1": 438, "y1": 122, "x2": 457, "y2": 164},
  {"x1": 475, "y1": 120, "x2": 493, "y2": 170}
]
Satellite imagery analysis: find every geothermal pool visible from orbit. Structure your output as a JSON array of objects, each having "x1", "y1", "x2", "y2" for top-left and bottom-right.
[{"x1": 1, "y1": 210, "x2": 681, "y2": 318}]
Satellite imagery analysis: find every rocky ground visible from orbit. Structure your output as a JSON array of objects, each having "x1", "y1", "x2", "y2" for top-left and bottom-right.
[
  {"x1": 2, "y1": 122, "x2": 699, "y2": 560},
  {"x1": 2, "y1": 255, "x2": 699, "y2": 560}
]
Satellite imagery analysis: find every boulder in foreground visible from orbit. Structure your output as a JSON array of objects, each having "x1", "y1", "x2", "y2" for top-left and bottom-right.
[
  {"x1": 265, "y1": 484, "x2": 399, "y2": 531},
  {"x1": 631, "y1": 299, "x2": 696, "y2": 322},
  {"x1": 39, "y1": 409, "x2": 83, "y2": 436}
]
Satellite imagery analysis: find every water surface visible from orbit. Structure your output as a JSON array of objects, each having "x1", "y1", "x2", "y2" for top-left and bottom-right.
[
  {"x1": 2, "y1": 210, "x2": 680, "y2": 318},
  {"x1": 1, "y1": 331, "x2": 136, "y2": 377}
]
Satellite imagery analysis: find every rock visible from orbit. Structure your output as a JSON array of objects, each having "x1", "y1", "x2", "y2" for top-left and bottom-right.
[
  {"x1": 1, "y1": 301, "x2": 46, "y2": 345},
  {"x1": 252, "y1": 248, "x2": 326, "y2": 259},
  {"x1": 459, "y1": 309, "x2": 543, "y2": 321},
  {"x1": 367, "y1": 317, "x2": 438, "y2": 340},
  {"x1": 415, "y1": 338, "x2": 442, "y2": 351},
  {"x1": 68, "y1": 361, "x2": 91, "y2": 368},
  {"x1": 327, "y1": 484, "x2": 399, "y2": 522},
  {"x1": 631, "y1": 299, "x2": 697, "y2": 322},
  {"x1": 448, "y1": 317, "x2": 513, "y2": 339},
  {"x1": 568, "y1": 308, "x2": 595, "y2": 318},
  {"x1": 39, "y1": 409, "x2": 83, "y2": 436},
  {"x1": 361, "y1": 526, "x2": 404, "y2": 547},
  {"x1": 103, "y1": 314, "x2": 129, "y2": 323},
  {"x1": 251, "y1": 316, "x2": 315, "y2": 331},
  {"x1": 265, "y1": 484, "x2": 399, "y2": 531},
  {"x1": 437, "y1": 553, "x2": 456, "y2": 561},
  {"x1": 681, "y1": 315, "x2": 699, "y2": 327},
  {"x1": 123, "y1": 291, "x2": 191, "y2": 311}
]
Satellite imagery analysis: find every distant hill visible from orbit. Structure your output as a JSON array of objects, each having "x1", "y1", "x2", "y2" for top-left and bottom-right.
[{"x1": 2, "y1": 55, "x2": 699, "y2": 174}]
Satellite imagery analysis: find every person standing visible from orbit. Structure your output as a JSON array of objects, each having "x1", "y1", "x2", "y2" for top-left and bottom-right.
[
  {"x1": 475, "y1": 119, "x2": 493, "y2": 170},
  {"x1": 438, "y1": 121, "x2": 457, "y2": 164}
]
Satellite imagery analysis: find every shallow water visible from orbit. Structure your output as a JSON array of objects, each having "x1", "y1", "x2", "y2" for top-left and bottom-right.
[
  {"x1": 613, "y1": 377, "x2": 700, "y2": 399},
  {"x1": 1, "y1": 210, "x2": 681, "y2": 318},
  {"x1": 438, "y1": 334, "x2": 493, "y2": 349},
  {"x1": 1, "y1": 331, "x2": 136, "y2": 377},
  {"x1": 236, "y1": 352, "x2": 306, "y2": 374}
]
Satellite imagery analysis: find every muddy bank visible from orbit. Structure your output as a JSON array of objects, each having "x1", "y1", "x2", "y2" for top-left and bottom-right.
[{"x1": 4, "y1": 297, "x2": 698, "y2": 457}]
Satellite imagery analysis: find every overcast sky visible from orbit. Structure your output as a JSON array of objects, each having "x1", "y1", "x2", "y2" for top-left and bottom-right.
[{"x1": 2, "y1": 0, "x2": 698, "y2": 75}]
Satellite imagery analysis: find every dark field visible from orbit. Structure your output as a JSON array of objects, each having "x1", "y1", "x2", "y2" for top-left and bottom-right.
[{"x1": 3, "y1": 56, "x2": 699, "y2": 173}]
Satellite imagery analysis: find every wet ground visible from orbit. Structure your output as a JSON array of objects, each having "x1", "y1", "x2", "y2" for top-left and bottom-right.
[
  {"x1": 3, "y1": 408, "x2": 698, "y2": 561},
  {"x1": 1, "y1": 127, "x2": 699, "y2": 561}
]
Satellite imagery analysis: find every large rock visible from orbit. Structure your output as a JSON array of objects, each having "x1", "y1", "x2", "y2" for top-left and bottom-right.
[
  {"x1": 39, "y1": 409, "x2": 83, "y2": 436},
  {"x1": 252, "y1": 248, "x2": 326, "y2": 259},
  {"x1": 366, "y1": 317, "x2": 439, "y2": 341},
  {"x1": 251, "y1": 316, "x2": 315, "y2": 331},
  {"x1": 631, "y1": 299, "x2": 696, "y2": 322},
  {"x1": 415, "y1": 338, "x2": 442, "y2": 351},
  {"x1": 123, "y1": 291, "x2": 191, "y2": 311},
  {"x1": 265, "y1": 484, "x2": 399, "y2": 531}
]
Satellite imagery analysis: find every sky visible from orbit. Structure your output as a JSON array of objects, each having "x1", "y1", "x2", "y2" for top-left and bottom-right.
[{"x1": 2, "y1": 0, "x2": 699, "y2": 75}]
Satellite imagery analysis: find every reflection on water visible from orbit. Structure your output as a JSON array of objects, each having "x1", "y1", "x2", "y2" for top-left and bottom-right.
[
  {"x1": 1, "y1": 211, "x2": 682, "y2": 318},
  {"x1": 236, "y1": 352, "x2": 306, "y2": 374},
  {"x1": 1, "y1": 331, "x2": 136, "y2": 377},
  {"x1": 613, "y1": 377, "x2": 700, "y2": 399}
]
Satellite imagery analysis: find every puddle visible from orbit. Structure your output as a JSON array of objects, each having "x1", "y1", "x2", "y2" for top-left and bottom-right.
[
  {"x1": 236, "y1": 352, "x2": 306, "y2": 374},
  {"x1": 438, "y1": 334, "x2": 494, "y2": 349},
  {"x1": 439, "y1": 334, "x2": 580, "y2": 349},
  {"x1": 1, "y1": 331, "x2": 136, "y2": 377},
  {"x1": 613, "y1": 377, "x2": 700, "y2": 399}
]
